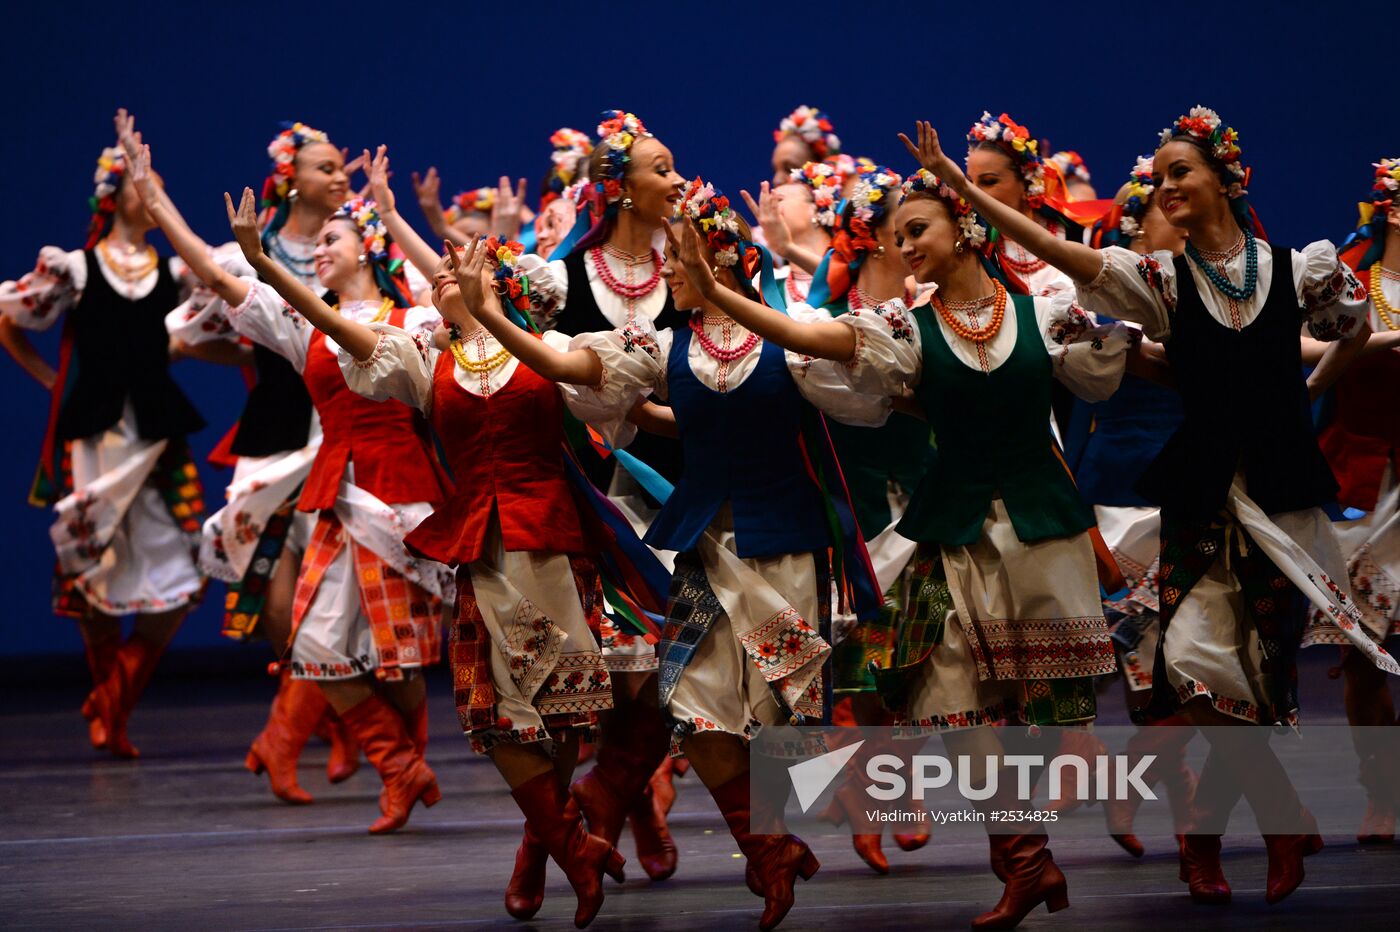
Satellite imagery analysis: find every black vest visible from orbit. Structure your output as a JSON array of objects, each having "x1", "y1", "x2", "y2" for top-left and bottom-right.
[
  {"x1": 55, "y1": 251, "x2": 205, "y2": 441},
  {"x1": 555, "y1": 248, "x2": 687, "y2": 487},
  {"x1": 1137, "y1": 244, "x2": 1338, "y2": 519},
  {"x1": 227, "y1": 284, "x2": 325, "y2": 457}
]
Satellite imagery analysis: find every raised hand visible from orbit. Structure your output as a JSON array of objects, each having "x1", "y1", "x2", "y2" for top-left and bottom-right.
[
  {"x1": 898, "y1": 120, "x2": 963, "y2": 190},
  {"x1": 444, "y1": 237, "x2": 497, "y2": 318},
  {"x1": 490, "y1": 176, "x2": 528, "y2": 238},
  {"x1": 412, "y1": 167, "x2": 443, "y2": 215},
  {"x1": 114, "y1": 108, "x2": 142, "y2": 161},
  {"x1": 225, "y1": 187, "x2": 266, "y2": 262},
  {"x1": 666, "y1": 222, "x2": 718, "y2": 298},
  {"x1": 741, "y1": 182, "x2": 791, "y2": 255},
  {"x1": 127, "y1": 143, "x2": 156, "y2": 194},
  {"x1": 367, "y1": 146, "x2": 395, "y2": 213}
]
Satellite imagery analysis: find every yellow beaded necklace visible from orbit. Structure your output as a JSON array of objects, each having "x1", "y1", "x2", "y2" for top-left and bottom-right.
[
  {"x1": 450, "y1": 329, "x2": 513, "y2": 373},
  {"x1": 97, "y1": 237, "x2": 158, "y2": 282},
  {"x1": 1371, "y1": 265, "x2": 1398, "y2": 331}
]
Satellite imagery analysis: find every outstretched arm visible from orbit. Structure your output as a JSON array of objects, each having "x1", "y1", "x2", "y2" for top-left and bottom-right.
[
  {"x1": 366, "y1": 146, "x2": 443, "y2": 282},
  {"x1": 670, "y1": 223, "x2": 856, "y2": 361},
  {"x1": 116, "y1": 109, "x2": 251, "y2": 308},
  {"x1": 412, "y1": 167, "x2": 460, "y2": 245},
  {"x1": 0, "y1": 317, "x2": 56, "y2": 389},
  {"x1": 899, "y1": 120, "x2": 1104, "y2": 285},
  {"x1": 448, "y1": 237, "x2": 603, "y2": 386},
  {"x1": 741, "y1": 184, "x2": 822, "y2": 275},
  {"x1": 225, "y1": 187, "x2": 378, "y2": 362}
]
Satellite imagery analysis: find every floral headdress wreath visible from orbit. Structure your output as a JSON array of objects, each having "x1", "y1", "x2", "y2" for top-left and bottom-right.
[
  {"x1": 594, "y1": 110, "x2": 650, "y2": 209},
  {"x1": 480, "y1": 236, "x2": 532, "y2": 316},
  {"x1": 85, "y1": 147, "x2": 127, "y2": 249},
  {"x1": 1159, "y1": 106, "x2": 1248, "y2": 197},
  {"x1": 824, "y1": 154, "x2": 875, "y2": 191},
  {"x1": 330, "y1": 196, "x2": 412, "y2": 307},
  {"x1": 967, "y1": 111, "x2": 1046, "y2": 208},
  {"x1": 806, "y1": 164, "x2": 902, "y2": 309},
  {"x1": 1340, "y1": 156, "x2": 1400, "y2": 271},
  {"x1": 444, "y1": 187, "x2": 497, "y2": 224},
  {"x1": 1089, "y1": 155, "x2": 1156, "y2": 250},
  {"x1": 1049, "y1": 150, "x2": 1091, "y2": 186},
  {"x1": 676, "y1": 177, "x2": 781, "y2": 305},
  {"x1": 899, "y1": 168, "x2": 988, "y2": 249},
  {"x1": 540, "y1": 127, "x2": 593, "y2": 209},
  {"x1": 774, "y1": 106, "x2": 841, "y2": 161},
  {"x1": 789, "y1": 161, "x2": 844, "y2": 229},
  {"x1": 260, "y1": 121, "x2": 330, "y2": 230}
]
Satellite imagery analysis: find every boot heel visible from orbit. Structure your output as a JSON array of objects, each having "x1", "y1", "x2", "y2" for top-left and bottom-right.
[
  {"x1": 604, "y1": 847, "x2": 627, "y2": 883},
  {"x1": 245, "y1": 750, "x2": 266, "y2": 776},
  {"x1": 797, "y1": 850, "x2": 820, "y2": 881},
  {"x1": 1045, "y1": 881, "x2": 1070, "y2": 913},
  {"x1": 420, "y1": 781, "x2": 443, "y2": 808},
  {"x1": 1305, "y1": 833, "x2": 1324, "y2": 856}
]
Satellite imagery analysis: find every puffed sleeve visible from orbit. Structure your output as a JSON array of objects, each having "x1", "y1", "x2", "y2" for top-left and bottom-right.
[
  {"x1": 1077, "y1": 246, "x2": 1177, "y2": 342},
  {"x1": 1039, "y1": 293, "x2": 1134, "y2": 402},
  {"x1": 800, "y1": 299, "x2": 923, "y2": 406},
  {"x1": 0, "y1": 247, "x2": 86, "y2": 331},
  {"x1": 785, "y1": 302, "x2": 895, "y2": 427},
  {"x1": 339, "y1": 324, "x2": 436, "y2": 414},
  {"x1": 1294, "y1": 240, "x2": 1370, "y2": 342},
  {"x1": 399, "y1": 304, "x2": 443, "y2": 340},
  {"x1": 224, "y1": 279, "x2": 312, "y2": 371},
  {"x1": 516, "y1": 253, "x2": 568, "y2": 331},
  {"x1": 556, "y1": 317, "x2": 668, "y2": 448},
  {"x1": 164, "y1": 242, "x2": 254, "y2": 345}
]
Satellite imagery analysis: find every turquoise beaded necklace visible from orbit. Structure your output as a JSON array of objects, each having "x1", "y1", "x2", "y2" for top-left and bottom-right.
[{"x1": 1185, "y1": 229, "x2": 1258, "y2": 301}]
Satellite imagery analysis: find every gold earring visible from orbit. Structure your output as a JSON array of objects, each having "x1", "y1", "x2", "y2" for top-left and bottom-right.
[
  {"x1": 621, "y1": 196, "x2": 634, "y2": 210},
  {"x1": 955, "y1": 238, "x2": 965, "y2": 255}
]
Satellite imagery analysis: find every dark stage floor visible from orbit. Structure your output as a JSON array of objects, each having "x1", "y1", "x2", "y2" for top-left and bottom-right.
[{"x1": 2, "y1": 651, "x2": 1398, "y2": 931}]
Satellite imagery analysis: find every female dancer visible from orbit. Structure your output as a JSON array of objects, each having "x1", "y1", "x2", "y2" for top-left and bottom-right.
[
  {"x1": 122, "y1": 112, "x2": 361, "y2": 802},
  {"x1": 745, "y1": 162, "x2": 839, "y2": 304},
  {"x1": 517, "y1": 110, "x2": 689, "y2": 884},
  {"x1": 464, "y1": 177, "x2": 890, "y2": 929},
  {"x1": 1308, "y1": 156, "x2": 1400, "y2": 843},
  {"x1": 1072, "y1": 157, "x2": 1197, "y2": 856},
  {"x1": 770, "y1": 105, "x2": 841, "y2": 187},
  {"x1": 0, "y1": 140, "x2": 206, "y2": 758},
  {"x1": 1049, "y1": 151, "x2": 1097, "y2": 202},
  {"x1": 668, "y1": 148, "x2": 1133, "y2": 927},
  {"x1": 535, "y1": 127, "x2": 593, "y2": 259},
  {"x1": 922, "y1": 109, "x2": 1390, "y2": 906},
  {"x1": 133, "y1": 133, "x2": 452, "y2": 832}
]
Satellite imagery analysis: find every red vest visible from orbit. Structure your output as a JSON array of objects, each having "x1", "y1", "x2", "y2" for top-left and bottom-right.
[
  {"x1": 298, "y1": 309, "x2": 452, "y2": 512},
  {"x1": 1319, "y1": 348, "x2": 1400, "y2": 511},
  {"x1": 404, "y1": 343, "x2": 589, "y2": 565}
]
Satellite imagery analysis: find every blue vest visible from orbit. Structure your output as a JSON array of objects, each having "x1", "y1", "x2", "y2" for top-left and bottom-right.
[
  {"x1": 644, "y1": 330, "x2": 833, "y2": 558},
  {"x1": 1071, "y1": 374, "x2": 1184, "y2": 507}
]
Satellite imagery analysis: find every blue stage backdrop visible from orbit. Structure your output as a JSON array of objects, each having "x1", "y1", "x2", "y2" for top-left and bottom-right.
[{"x1": 2, "y1": 1, "x2": 1394, "y2": 657}]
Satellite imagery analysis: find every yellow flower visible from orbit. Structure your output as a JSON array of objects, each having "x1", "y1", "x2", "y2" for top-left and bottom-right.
[
  {"x1": 1011, "y1": 137, "x2": 1027, "y2": 153},
  {"x1": 867, "y1": 190, "x2": 883, "y2": 203}
]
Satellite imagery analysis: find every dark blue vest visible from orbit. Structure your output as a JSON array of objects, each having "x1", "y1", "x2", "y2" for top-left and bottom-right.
[{"x1": 644, "y1": 329, "x2": 832, "y2": 558}]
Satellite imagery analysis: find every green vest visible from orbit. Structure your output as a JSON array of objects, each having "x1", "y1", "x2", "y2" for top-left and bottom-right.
[
  {"x1": 824, "y1": 296, "x2": 932, "y2": 537},
  {"x1": 898, "y1": 294, "x2": 1094, "y2": 546}
]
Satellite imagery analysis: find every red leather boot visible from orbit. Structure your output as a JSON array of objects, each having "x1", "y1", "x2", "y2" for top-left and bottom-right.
[
  {"x1": 572, "y1": 704, "x2": 669, "y2": 849},
  {"x1": 338, "y1": 694, "x2": 441, "y2": 834},
  {"x1": 512, "y1": 771, "x2": 625, "y2": 928},
  {"x1": 1043, "y1": 730, "x2": 1106, "y2": 815},
  {"x1": 972, "y1": 832, "x2": 1069, "y2": 930},
  {"x1": 1178, "y1": 833, "x2": 1230, "y2": 904},
  {"x1": 1264, "y1": 807, "x2": 1324, "y2": 904},
  {"x1": 628, "y1": 779, "x2": 679, "y2": 881},
  {"x1": 92, "y1": 633, "x2": 167, "y2": 759},
  {"x1": 1104, "y1": 717, "x2": 1197, "y2": 858},
  {"x1": 317, "y1": 709, "x2": 361, "y2": 784},
  {"x1": 710, "y1": 772, "x2": 820, "y2": 931},
  {"x1": 503, "y1": 821, "x2": 548, "y2": 919},
  {"x1": 80, "y1": 628, "x2": 121, "y2": 749},
  {"x1": 245, "y1": 671, "x2": 326, "y2": 805},
  {"x1": 819, "y1": 768, "x2": 889, "y2": 874}
]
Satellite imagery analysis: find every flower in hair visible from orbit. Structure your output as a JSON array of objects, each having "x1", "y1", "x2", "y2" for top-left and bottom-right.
[
  {"x1": 899, "y1": 168, "x2": 987, "y2": 248},
  {"x1": 1158, "y1": 106, "x2": 1247, "y2": 197},
  {"x1": 678, "y1": 177, "x2": 746, "y2": 268},
  {"x1": 481, "y1": 236, "x2": 531, "y2": 314},
  {"x1": 444, "y1": 187, "x2": 497, "y2": 224},
  {"x1": 332, "y1": 196, "x2": 391, "y2": 264},
  {"x1": 1049, "y1": 150, "x2": 1091, "y2": 185},
  {"x1": 789, "y1": 161, "x2": 844, "y2": 229},
  {"x1": 90, "y1": 147, "x2": 126, "y2": 212},
  {"x1": 848, "y1": 165, "x2": 902, "y2": 228},
  {"x1": 967, "y1": 111, "x2": 1046, "y2": 207},
  {"x1": 1370, "y1": 157, "x2": 1400, "y2": 215},
  {"x1": 774, "y1": 105, "x2": 841, "y2": 160},
  {"x1": 264, "y1": 121, "x2": 330, "y2": 207},
  {"x1": 594, "y1": 110, "x2": 651, "y2": 206},
  {"x1": 1117, "y1": 156, "x2": 1155, "y2": 238},
  {"x1": 541, "y1": 127, "x2": 593, "y2": 207}
]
